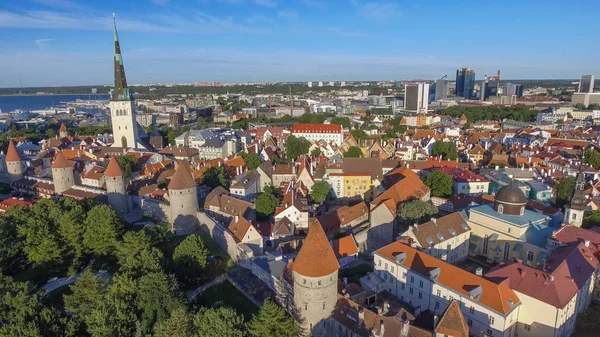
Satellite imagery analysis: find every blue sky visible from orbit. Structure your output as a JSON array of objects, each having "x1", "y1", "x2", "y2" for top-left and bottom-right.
[{"x1": 0, "y1": 0, "x2": 599, "y2": 87}]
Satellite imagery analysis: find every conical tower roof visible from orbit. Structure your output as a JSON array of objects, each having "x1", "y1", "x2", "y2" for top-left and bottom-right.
[
  {"x1": 51, "y1": 152, "x2": 75, "y2": 169},
  {"x1": 105, "y1": 156, "x2": 124, "y2": 177},
  {"x1": 293, "y1": 219, "x2": 339, "y2": 277},
  {"x1": 59, "y1": 123, "x2": 67, "y2": 132},
  {"x1": 168, "y1": 160, "x2": 196, "y2": 190},
  {"x1": 111, "y1": 14, "x2": 131, "y2": 102},
  {"x1": 6, "y1": 140, "x2": 21, "y2": 162}
]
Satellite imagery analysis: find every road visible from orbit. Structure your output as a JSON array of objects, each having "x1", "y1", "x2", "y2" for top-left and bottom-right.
[{"x1": 43, "y1": 269, "x2": 112, "y2": 294}]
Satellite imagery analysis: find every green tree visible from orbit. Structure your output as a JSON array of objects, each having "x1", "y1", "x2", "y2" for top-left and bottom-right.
[
  {"x1": 284, "y1": 135, "x2": 311, "y2": 160},
  {"x1": 310, "y1": 148, "x2": 322, "y2": 158},
  {"x1": 115, "y1": 155, "x2": 139, "y2": 180},
  {"x1": 136, "y1": 272, "x2": 182, "y2": 335},
  {"x1": 0, "y1": 215, "x2": 24, "y2": 274},
  {"x1": 330, "y1": 117, "x2": 351, "y2": 128},
  {"x1": 575, "y1": 304, "x2": 600, "y2": 335},
  {"x1": 239, "y1": 152, "x2": 262, "y2": 170},
  {"x1": 83, "y1": 205, "x2": 123, "y2": 258},
  {"x1": 463, "y1": 121, "x2": 471, "y2": 130},
  {"x1": 310, "y1": 180, "x2": 331, "y2": 204},
  {"x1": 202, "y1": 166, "x2": 229, "y2": 189},
  {"x1": 57, "y1": 198, "x2": 89, "y2": 270},
  {"x1": 263, "y1": 184, "x2": 281, "y2": 197},
  {"x1": 423, "y1": 170, "x2": 453, "y2": 197},
  {"x1": 574, "y1": 103, "x2": 586, "y2": 110},
  {"x1": 63, "y1": 270, "x2": 106, "y2": 318},
  {"x1": 153, "y1": 306, "x2": 194, "y2": 337},
  {"x1": 117, "y1": 231, "x2": 164, "y2": 277},
  {"x1": 555, "y1": 176, "x2": 575, "y2": 208},
  {"x1": 589, "y1": 103, "x2": 600, "y2": 110},
  {"x1": 172, "y1": 234, "x2": 209, "y2": 286},
  {"x1": 397, "y1": 200, "x2": 438, "y2": 224},
  {"x1": 15, "y1": 213, "x2": 65, "y2": 265},
  {"x1": 193, "y1": 306, "x2": 247, "y2": 337},
  {"x1": 584, "y1": 148, "x2": 600, "y2": 170},
  {"x1": 255, "y1": 192, "x2": 279, "y2": 220},
  {"x1": 583, "y1": 211, "x2": 600, "y2": 229},
  {"x1": 248, "y1": 301, "x2": 297, "y2": 337},
  {"x1": 431, "y1": 141, "x2": 458, "y2": 160},
  {"x1": 85, "y1": 296, "x2": 138, "y2": 337},
  {"x1": 344, "y1": 146, "x2": 363, "y2": 158},
  {"x1": 46, "y1": 129, "x2": 57, "y2": 138}
]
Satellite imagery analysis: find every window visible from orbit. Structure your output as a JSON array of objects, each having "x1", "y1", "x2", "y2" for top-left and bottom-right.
[
  {"x1": 487, "y1": 329, "x2": 493, "y2": 336},
  {"x1": 470, "y1": 306, "x2": 475, "y2": 314},
  {"x1": 527, "y1": 251, "x2": 534, "y2": 262},
  {"x1": 304, "y1": 303, "x2": 307, "y2": 310},
  {"x1": 467, "y1": 319, "x2": 473, "y2": 327},
  {"x1": 401, "y1": 283, "x2": 405, "y2": 290},
  {"x1": 498, "y1": 204, "x2": 504, "y2": 214},
  {"x1": 449, "y1": 295, "x2": 453, "y2": 301},
  {"x1": 385, "y1": 263, "x2": 388, "y2": 270},
  {"x1": 323, "y1": 303, "x2": 325, "y2": 310},
  {"x1": 418, "y1": 292, "x2": 422, "y2": 299},
  {"x1": 572, "y1": 213, "x2": 577, "y2": 220},
  {"x1": 378, "y1": 260, "x2": 381, "y2": 266},
  {"x1": 503, "y1": 242, "x2": 510, "y2": 260},
  {"x1": 391, "y1": 266, "x2": 394, "y2": 273},
  {"x1": 508, "y1": 227, "x2": 511, "y2": 233},
  {"x1": 409, "y1": 288, "x2": 414, "y2": 295},
  {"x1": 489, "y1": 316, "x2": 495, "y2": 325},
  {"x1": 410, "y1": 276, "x2": 414, "y2": 283},
  {"x1": 436, "y1": 289, "x2": 441, "y2": 297},
  {"x1": 520, "y1": 207, "x2": 525, "y2": 216},
  {"x1": 524, "y1": 324, "x2": 531, "y2": 331},
  {"x1": 434, "y1": 301, "x2": 440, "y2": 309},
  {"x1": 483, "y1": 235, "x2": 489, "y2": 255},
  {"x1": 402, "y1": 272, "x2": 406, "y2": 279},
  {"x1": 419, "y1": 280, "x2": 424, "y2": 288}
]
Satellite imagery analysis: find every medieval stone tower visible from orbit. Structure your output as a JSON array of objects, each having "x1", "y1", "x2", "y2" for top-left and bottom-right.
[
  {"x1": 109, "y1": 15, "x2": 144, "y2": 149},
  {"x1": 293, "y1": 220, "x2": 340, "y2": 336},
  {"x1": 6, "y1": 140, "x2": 23, "y2": 183},
  {"x1": 168, "y1": 161, "x2": 198, "y2": 235},
  {"x1": 59, "y1": 123, "x2": 68, "y2": 138},
  {"x1": 105, "y1": 156, "x2": 130, "y2": 214},
  {"x1": 51, "y1": 152, "x2": 76, "y2": 194}
]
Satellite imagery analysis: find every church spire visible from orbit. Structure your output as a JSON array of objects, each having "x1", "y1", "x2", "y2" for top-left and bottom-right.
[{"x1": 112, "y1": 13, "x2": 131, "y2": 102}]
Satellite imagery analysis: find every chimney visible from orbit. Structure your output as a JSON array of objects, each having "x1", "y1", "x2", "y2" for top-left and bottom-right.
[
  {"x1": 550, "y1": 275, "x2": 555, "y2": 281},
  {"x1": 235, "y1": 215, "x2": 239, "y2": 223},
  {"x1": 358, "y1": 309, "x2": 364, "y2": 327},
  {"x1": 431, "y1": 218, "x2": 437, "y2": 225},
  {"x1": 585, "y1": 240, "x2": 590, "y2": 247},
  {"x1": 379, "y1": 320, "x2": 385, "y2": 337}
]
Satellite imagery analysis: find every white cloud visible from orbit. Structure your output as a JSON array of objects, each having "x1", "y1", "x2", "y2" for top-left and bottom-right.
[
  {"x1": 352, "y1": 1, "x2": 400, "y2": 21},
  {"x1": 34, "y1": 38, "x2": 54, "y2": 50},
  {"x1": 277, "y1": 9, "x2": 298, "y2": 20},
  {"x1": 254, "y1": 0, "x2": 277, "y2": 7}
]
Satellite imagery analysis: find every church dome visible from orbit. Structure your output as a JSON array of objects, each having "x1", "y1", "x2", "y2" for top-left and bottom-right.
[{"x1": 494, "y1": 182, "x2": 527, "y2": 215}]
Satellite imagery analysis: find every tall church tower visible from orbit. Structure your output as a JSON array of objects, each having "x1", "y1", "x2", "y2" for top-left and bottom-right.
[
  {"x1": 293, "y1": 219, "x2": 339, "y2": 336},
  {"x1": 564, "y1": 171, "x2": 587, "y2": 227},
  {"x1": 110, "y1": 14, "x2": 143, "y2": 149}
]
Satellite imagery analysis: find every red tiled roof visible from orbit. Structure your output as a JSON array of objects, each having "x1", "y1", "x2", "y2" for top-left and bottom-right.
[
  {"x1": 376, "y1": 242, "x2": 519, "y2": 315},
  {"x1": 293, "y1": 219, "x2": 340, "y2": 277},
  {"x1": 168, "y1": 161, "x2": 196, "y2": 190},
  {"x1": 371, "y1": 174, "x2": 430, "y2": 209},
  {"x1": 105, "y1": 156, "x2": 124, "y2": 177},
  {"x1": 6, "y1": 140, "x2": 21, "y2": 162},
  {"x1": 435, "y1": 299, "x2": 469, "y2": 337},
  {"x1": 331, "y1": 235, "x2": 359, "y2": 259},
  {"x1": 59, "y1": 123, "x2": 67, "y2": 132},
  {"x1": 0, "y1": 197, "x2": 34, "y2": 211},
  {"x1": 51, "y1": 152, "x2": 76, "y2": 169},
  {"x1": 291, "y1": 123, "x2": 342, "y2": 134}
]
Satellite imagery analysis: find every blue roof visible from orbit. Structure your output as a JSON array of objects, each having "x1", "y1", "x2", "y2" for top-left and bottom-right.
[
  {"x1": 524, "y1": 223, "x2": 555, "y2": 248},
  {"x1": 469, "y1": 204, "x2": 548, "y2": 228}
]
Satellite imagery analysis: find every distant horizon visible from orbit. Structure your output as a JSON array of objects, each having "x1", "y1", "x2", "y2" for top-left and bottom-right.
[
  {"x1": 0, "y1": 78, "x2": 590, "y2": 90},
  {"x1": 1, "y1": 1, "x2": 599, "y2": 87}
]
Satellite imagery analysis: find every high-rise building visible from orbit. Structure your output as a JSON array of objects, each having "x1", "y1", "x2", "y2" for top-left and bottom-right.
[
  {"x1": 515, "y1": 84, "x2": 524, "y2": 98},
  {"x1": 579, "y1": 74, "x2": 594, "y2": 93},
  {"x1": 434, "y1": 79, "x2": 448, "y2": 101},
  {"x1": 340, "y1": 81, "x2": 345, "y2": 86},
  {"x1": 110, "y1": 15, "x2": 147, "y2": 149},
  {"x1": 456, "y1": 67, "x2": 476, "y2": 99},
  {"x1": 504, "y1": 83, "x2": 517, "y2": 96},
  {"x1": 318, "y1": 81, "x2": 323, "y2": 87},
  {"x1": 404, "y1": 82, "x2": 430, "y2": 113},
  {"x1": 482, "y1": 71, "x2": 500, "y2": 100},
  {"x1": 307, "y1": 81, "x2": 313, "y2": 88}
]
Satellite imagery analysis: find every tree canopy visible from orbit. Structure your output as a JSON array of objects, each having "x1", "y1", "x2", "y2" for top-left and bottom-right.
[
  {"x1": 173, "y1": 234, "x2": 209, "y2": 286},
  {"x1": 255, "y1": 192, "x2": 279, "y2": 220},
  {"x1": 202, "y1": 166, "x2": 230, "y2": 189},
  {"x1": 344, "y1": 146, "x2": 363, "y2": 158},
  {"x1": 555, "y1": 176, "x2": 575, "y2": 208},
  {"x1": 115, "y1": 155, "x2": 139, "y2": 180},
  {"x1": 239, "y1": 152, "x2": 262, "y2": 170},
  {"x1": 398, "y1": 200, "x2": 438, "y2": 224},
  {"x1": 310, "y1": 148, "x2": 322, "y2": 158},
  {"x1": 584, "y1": 148, "x2": 600, "y2": 170},
  {"x1": 423, "y1": 170, "x2": 453, "y2": 197},
  {"x1": 284, "y1": 135, "x2": 311, "y2": 160},
  {"x1": 439, "y1": 105, "x2": 538, "y2": 123},
  {"x1": 248, "y1": 301, "x2": 297, "y2": 337},
  {"x1": 431, "y1": 141, "x2": 458, "y2": 160},
  {"x1": 310, "y1": 180, "x2": 331, "y2": 204},
  {"x1": 193, "y1": 306, "x2": 247, "y2": 337}
]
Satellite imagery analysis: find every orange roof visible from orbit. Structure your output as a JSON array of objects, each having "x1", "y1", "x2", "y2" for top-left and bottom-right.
[
  {"x1": 331, "y1": 235, "x2": 359, "y2": 259},
  {"x1": 105, "y1": 156, "x2": 124, "y2": 177},
  {"x1": 375, "y1": 242, "x2": 519, "y2": 315},
  {"x1": 435, "y1": 299, "x2": 469, "y2": 337},
  {"x1": 293, "y1": 219, "x2": 340, "y2": 277},
  {"x1": 59, "y1": 123, "x2": 67, "y2": 132},
  {"x1": 225, "y1": 156, "x2": 246, "y2": 168},
  {"x1": 51, "y1": 152, "x2": 76, "y2": 169},
  {"x1": 291, "y1": 123, "x2": 342, "y2": 133},
  {"x1": 168, "y1": 160, "x2": 196, "y2": 190},
  {"x1": 228, "y1": 216, "x2": 254, "y2": 242},
  {"x1": 372, "y1": 174, "x2": 429, "y2": 209},
  {"x1": 5, "y1": 140, "x2": 21, "y2": 162}
]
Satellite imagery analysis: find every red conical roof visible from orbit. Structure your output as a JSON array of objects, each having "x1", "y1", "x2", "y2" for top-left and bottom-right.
[
  {"x1": 168, "y1": 160, "x2": 196, "y2": 190},
  {"x1": 6, "y1": 140, "x2": 21, "y2": 162},
  {"x1": 293, "y1": 219, "x2": 339, "y2": 277},
  {"x1": 105, "y1": 156, "x2": 124, "y2": 177},
  {"x1": 59, "y1": 123, "x2": 67, "y2": 132},
  {"x1": 51, "y1": 152, "x2": 75, "y2": 169}
]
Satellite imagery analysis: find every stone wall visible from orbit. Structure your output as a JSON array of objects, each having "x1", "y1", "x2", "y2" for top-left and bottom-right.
[
  {"x1": 293, "y1": 270, "x2": 339, "y2": 337},
  {"x1": 197, "y1": 211, "x2": 252, "y2": 264},
  {"x1": 140, "y1": 198, "x2": 169, "y2": 222}
]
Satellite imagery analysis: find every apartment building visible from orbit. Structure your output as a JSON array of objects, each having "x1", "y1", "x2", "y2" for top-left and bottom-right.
[
  {"x1": 290, "y1": 124, "x2": 344, "y2": 146},
  {"x1": 374, "y1": 242, "x2": 521, "y2": 337}
]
